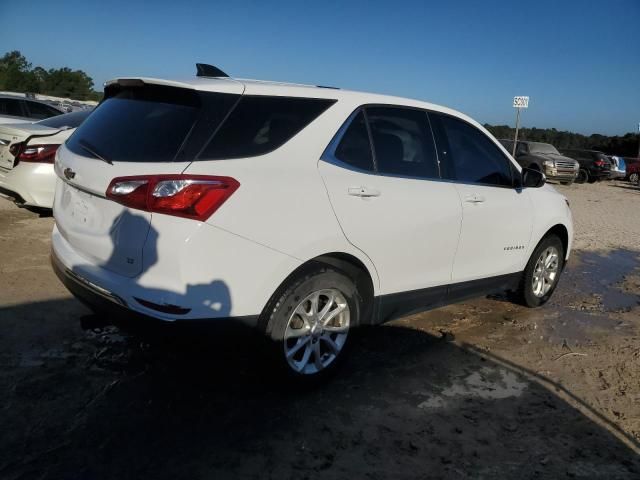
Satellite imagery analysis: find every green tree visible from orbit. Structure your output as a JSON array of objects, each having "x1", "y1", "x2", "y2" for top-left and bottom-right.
[
  {"x1": 0, "y1": 50, "x2": 39, "y2": 92},
  {"x1": 0, "y1": 50, "x2": 97, "y2": 100},
  {"x1": 42, "y1": 67, "x2": 95, "y2": 100}
]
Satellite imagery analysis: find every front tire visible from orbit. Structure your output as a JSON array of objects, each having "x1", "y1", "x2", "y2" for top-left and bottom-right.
[
  {"x1": 629, "y1": 172, "x2": 639, "y2": 184},
  {"x1": 515, "y1": 235, "x2": 564, "y2": 308},
  {"x1": 260, "y1": 265, "x2": 360, "y2": 382}
]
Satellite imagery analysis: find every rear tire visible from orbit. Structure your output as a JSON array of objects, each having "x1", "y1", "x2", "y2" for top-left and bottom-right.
[
  {"x1": 260, "y1": 264, "x2": 360, "y2": 383},
  {"x1": 575, "y1": 169, "x2": 588, "y2": 184},
  {"x1": 514, "y1": 235, "x2": 565, "y2": 308}
]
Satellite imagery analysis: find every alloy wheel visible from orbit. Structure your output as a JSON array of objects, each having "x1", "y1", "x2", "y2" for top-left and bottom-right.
[
  {"x1": 532, "y1": 246, "x2": 559, "y2": 297},
  {"x1": 284, "y1": 289, "x2": 350, "y2": 375}
]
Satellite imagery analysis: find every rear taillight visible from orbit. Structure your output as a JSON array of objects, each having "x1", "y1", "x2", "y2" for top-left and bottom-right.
[
  {"x1": 14, "y1": 144, "x2": 59, "y2": 164},
  {"x1": 106, "y1": 175, "x2": 239, "y2": 221},
  {"x1": 594, "y1": 159, "x2": 605, "y2": 167}
]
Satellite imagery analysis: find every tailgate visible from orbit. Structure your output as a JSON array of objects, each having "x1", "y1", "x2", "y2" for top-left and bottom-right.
[
  {"x1": 54, "y1": 146, "x2": 193, "y2": 277},
  {"x1": 53, "y1": 79, "x2": 243, "y2": 278}
]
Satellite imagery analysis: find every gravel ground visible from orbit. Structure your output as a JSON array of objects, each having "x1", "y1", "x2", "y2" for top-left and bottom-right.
[
  {"x1": 0, "y1": 179, "x2": 639, "y2": 479},
  {"x1": 558, "y1": 181, "x2": 640, "y2": 251}
]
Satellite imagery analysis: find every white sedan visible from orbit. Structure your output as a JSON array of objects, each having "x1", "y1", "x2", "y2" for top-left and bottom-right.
[{"x1": 0, "y1": 110, "x2": 91, "y2": 209}]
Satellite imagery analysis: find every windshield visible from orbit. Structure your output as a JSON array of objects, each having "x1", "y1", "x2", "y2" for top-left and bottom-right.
[
  {"x1": 38, "y1": 110, "x2": 92, "y2": 129},
  {"x1": 528, "y1": 142, "x2": 560, "y2": 154}
]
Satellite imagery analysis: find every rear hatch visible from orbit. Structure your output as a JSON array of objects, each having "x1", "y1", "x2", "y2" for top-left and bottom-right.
[
  {"x1": 54, "y1": 79, "x2": 243, "y2": 277},
  {"x1": 0, "y1": 123, "x2": 57, "y2": 170}
]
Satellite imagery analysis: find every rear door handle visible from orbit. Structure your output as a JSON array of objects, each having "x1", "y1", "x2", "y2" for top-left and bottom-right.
[
  {"x1": 348, "y1": 186, "x2": 381, "y2": 197},
  {"x1": 465, "y1": 194, "x2": 486, "y2": 204}
]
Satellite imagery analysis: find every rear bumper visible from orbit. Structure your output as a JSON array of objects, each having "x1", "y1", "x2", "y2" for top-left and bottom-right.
[
  {"x1": 51, "y1": 247, "x2": 259, "y2": 330},
  {"x1": 51, "y1": 213, "x2": 301, "y2": 323},
  {"x1": 588, "y1": 169, "x2": 611, "y2": 179},
  {"x1": 0, "y1": 163, "x2": 55, "y2": 208}
]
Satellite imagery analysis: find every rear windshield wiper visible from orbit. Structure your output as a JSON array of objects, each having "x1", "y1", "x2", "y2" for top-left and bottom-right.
[{"x1": 77, "y1": 139, "x2": 112, "y2": 165}]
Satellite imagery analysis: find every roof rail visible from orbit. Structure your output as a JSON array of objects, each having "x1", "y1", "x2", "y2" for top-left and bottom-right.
[{"x1": 196, "y1": 63, "x2": 229, "y2": 78}]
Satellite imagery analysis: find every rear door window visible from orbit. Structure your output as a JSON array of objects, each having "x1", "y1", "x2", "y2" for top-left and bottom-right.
[
  {"x1": 432, "y1": 113, "x2": 513, "y2": 187},
  {"x1": 67, "y1": 85, "x2": 237, "y2": 163},
  {"x1": 199, "y1": 96, "x2": 336, "y2": 159},
  {"x1": 334, "y1": 110, "x2": 374, "y2": 171},
  {"x1": 25, "y1": 101, "x2": 62, "y2": 119},
  {"x1": 0, "y1": 98, "x2": 24, "y2": 117},
  {"x1": 366, "y1": 106, "x2": 439, "y2": 179}
]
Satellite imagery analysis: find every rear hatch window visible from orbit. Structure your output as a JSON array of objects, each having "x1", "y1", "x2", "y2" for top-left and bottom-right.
[{"x1": 66, "y1": 84, "x2": 237, "y2": 163}]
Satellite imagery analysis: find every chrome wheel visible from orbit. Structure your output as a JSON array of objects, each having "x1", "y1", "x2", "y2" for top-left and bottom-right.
[
  {"x1": 532, "y1": 246, "x2": 559, "y2": 297},
  {"x1": 630, "y1": 173, "x2": 639, "y2": 184},
  {"x1": 284, "y1": 289, "x2": 350, "y2": 375}
]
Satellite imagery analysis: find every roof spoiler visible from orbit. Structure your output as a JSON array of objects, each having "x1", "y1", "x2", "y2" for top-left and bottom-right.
[{"x1": 196, "y1": 63, "x2": 229, "y2": 78}]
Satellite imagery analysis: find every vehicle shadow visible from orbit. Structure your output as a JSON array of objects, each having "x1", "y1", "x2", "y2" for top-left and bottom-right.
[
  {"x1": 610, "y1": 183, "x2": 640, "y2": 192},
  {"x1": 0, "y1": 299, "x2": 638, "y2": 479}
]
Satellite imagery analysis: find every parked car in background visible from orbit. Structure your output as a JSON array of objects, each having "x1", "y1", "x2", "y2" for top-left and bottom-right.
[
  {"x1": 0, "y1": 110, "x2": 92, "y2": 209},
  {"x1": 499, "y1": 139, "x2": 578, "y2": 185},
  {"x1": 624, "y1": 158, "x2": 639, "y2": 184},
  {"x1": 51, "y1": 66, "x2": 573, "y2": 381},
  {"x1": 0, "y1": 94, "x2": 65, "y2": 124},
  {"x1": 559, "y1": 149, "x2": 612, "y2": 184},
  {"x1": 608, "y1": 156, "x2": 626, "y2": 179}
]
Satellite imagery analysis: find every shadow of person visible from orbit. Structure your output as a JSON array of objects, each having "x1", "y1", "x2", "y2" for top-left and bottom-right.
[{"x1": 78, "y1": 210, "x2": 234, "y2": 334}]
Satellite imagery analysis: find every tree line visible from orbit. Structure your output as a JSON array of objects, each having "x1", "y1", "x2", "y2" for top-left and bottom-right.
[
  {"x1": 0, "y1": 51, "x2": 101, "y2": 101},
  {"x1": 485, "y1": 124, "x2": 638, "y2": 158}
]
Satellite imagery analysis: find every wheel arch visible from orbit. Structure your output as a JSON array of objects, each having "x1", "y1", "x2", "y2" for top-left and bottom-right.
[
  {"x1": 541, "y1": 223, "x2": 569, "y2": 260},
  {"x1": 259, "y1": 251, "x2": 378, "y2": 328}
]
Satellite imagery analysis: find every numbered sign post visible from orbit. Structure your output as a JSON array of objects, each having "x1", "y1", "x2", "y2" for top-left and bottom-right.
[{"x1": 512, "y1": 96, "x2": 529, "y2": 158}]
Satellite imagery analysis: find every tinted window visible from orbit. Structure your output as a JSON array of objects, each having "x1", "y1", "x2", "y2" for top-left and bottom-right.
[
  {"x1": 38, "y1": 110, "x2": 91, "y2": 129},
  {"x1": 434, "y1": 114, "x2": 513, "y2": 187},
  {"x1": 334, "y1": 111, "x2": 374, "y2": 171},
  {"x1": 366, "y1": 107, "x2": 439, "y2": 179},
  {"x1": 200, "y1": 96, "x2": 336, "y2": 159},
  {"x1": 26, "y1": 101, "x2": 61, "y2": 119},
  {"x1": 67, "y1": 85, "x2": 236, "y2": 163},
  {"x1": 0, "y1": 98, "x2": 24, "y2": 117}
]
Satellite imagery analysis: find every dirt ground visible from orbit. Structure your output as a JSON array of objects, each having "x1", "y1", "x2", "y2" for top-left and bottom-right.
[{"x1": 1, "y1": 180, "x2": 639, "y2": 479}]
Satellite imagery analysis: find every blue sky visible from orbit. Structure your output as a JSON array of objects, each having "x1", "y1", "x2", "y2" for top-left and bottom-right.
[{"x1": 2, "y1": 0, "x2": 638, "y2": 135}]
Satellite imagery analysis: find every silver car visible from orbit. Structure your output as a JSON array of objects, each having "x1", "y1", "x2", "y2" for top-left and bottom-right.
[{"x1": 0, "y1": 94, "x2": 64, "y2": 125}]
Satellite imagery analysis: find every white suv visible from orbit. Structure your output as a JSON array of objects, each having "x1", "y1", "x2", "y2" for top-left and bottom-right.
[{"x1": 51, "y1": 65, "x2": 573, "y2": 379}]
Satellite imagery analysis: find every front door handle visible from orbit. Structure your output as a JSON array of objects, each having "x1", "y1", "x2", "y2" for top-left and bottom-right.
[
  {"x1": 465, "y1": 194, "x2": 486, "y2": 204},
  {"x1": 348, "y1": 186, "x2": 381, "y2": 198}
]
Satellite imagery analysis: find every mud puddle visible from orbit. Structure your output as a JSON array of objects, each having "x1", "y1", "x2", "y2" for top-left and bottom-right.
[
  {"x1": 409, "y1": 249, "x2": 640, "y2": 348},
  {"x1": 558, "y1": 249, "x2": 640, "y2": 312}
]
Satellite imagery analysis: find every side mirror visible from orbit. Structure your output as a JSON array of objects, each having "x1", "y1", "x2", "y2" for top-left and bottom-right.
[{"x1": 522, "y1": 167, "x2": 546, "y2": 188}]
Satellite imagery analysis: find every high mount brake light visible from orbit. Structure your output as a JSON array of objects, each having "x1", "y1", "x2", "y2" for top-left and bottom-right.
[
  {"x1": 106, "y1": 175, "x2": 239, "y2": 221},
  {"x1": 12, "y1": 144, "x2": 59, "y2": 164}
]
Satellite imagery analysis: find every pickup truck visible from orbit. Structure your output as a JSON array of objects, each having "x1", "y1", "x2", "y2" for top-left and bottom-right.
[{"x1": 499, "y1": 140, "x2": 579, "y2": 185}]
